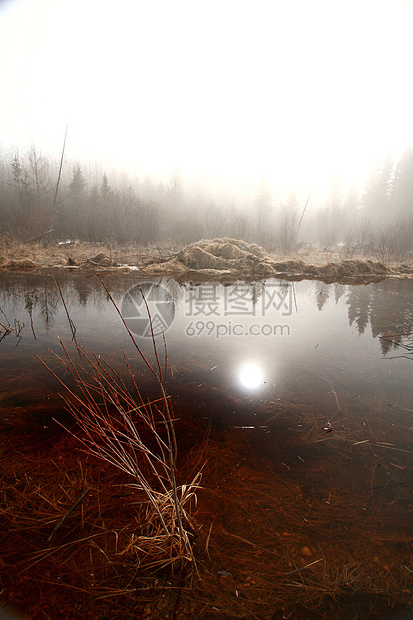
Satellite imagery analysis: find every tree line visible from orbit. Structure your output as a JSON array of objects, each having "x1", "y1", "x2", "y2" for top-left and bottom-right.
[{"x1": 0, "y1": 145, "x2": 412, "y2": 259}]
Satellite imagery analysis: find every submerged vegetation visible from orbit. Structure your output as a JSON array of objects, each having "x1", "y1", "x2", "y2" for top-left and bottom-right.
[
  {"x1": 1, "y1": 369, "x2": 413, "y2": 618},
  {"x1": 1, "y1": 279, "x2": 202, "y2": 618},
  {"x1": 0, "y1": 277, "x2": 413, "y2": 617}
]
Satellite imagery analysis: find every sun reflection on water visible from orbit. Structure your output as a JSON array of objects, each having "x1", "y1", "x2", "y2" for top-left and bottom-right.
[{"x1": 238, "y1": 362, "x2": 265, "y2": 390}]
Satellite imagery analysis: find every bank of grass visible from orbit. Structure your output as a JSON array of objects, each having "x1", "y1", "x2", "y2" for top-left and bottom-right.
[
  {"x1": 0, "y1": 237, "x2": 177, "y2": 271},
  {"x1": 1, "y1": 236, "x2": 412, "y2": 281}
]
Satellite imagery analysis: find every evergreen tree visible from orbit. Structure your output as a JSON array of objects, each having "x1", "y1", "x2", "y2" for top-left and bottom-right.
[
  {"x1": 276, "y1": 190, "x2": 299, "y2": 254},
  {"x1": 390, "y1": 147, "x2": 413, "y2": 216},
  {"x1": 362, "y1": 154, "x2": 394, "y2": 221},
  {"x1": 10, "y1": 153, "x2": 33, "y2": 216},
  {"x1": 69, "y1": 165, "x2": 88, "y2": 199},
  {"x1": 11, "y1": 154, "x2": 26, "y2": 192},
  {"x1": 100, "y1": 174, "x2": 113, "y2": 202},
  {"x1": 166, "y1": 170, "x2": 183, "y2": 205},
  {"x1": 100, "y1": 174, "x2": 116, "y2": 238},
  {"x1": 87, "y1": 185, "x2": 101, "y2": 240},
  {"x1": 27, "y1": 145, "x2": 50, "y2": 211},
  {"x1": 61, "y1": 165, "x2": 89, "y2": 238}
]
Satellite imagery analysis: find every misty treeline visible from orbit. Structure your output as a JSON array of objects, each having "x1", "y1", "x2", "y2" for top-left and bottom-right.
[{"x1": 0, "y1": 145, "x2": 412, "y2": 260}]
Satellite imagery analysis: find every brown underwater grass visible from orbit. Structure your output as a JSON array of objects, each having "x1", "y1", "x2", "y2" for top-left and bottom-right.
[
  {"x1": 1, "y1": 418, "x2": 413, "y2": 618},
  {"x1": 0, "y1": 275, "x2": 202, "y2": 618},
  {"x1": 1, "y1": 277, "x2": 413, "y2": 618}
]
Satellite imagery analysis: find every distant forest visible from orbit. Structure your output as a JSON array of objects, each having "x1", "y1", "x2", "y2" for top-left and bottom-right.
[{"x1": 0, "y1": 145, "x2": 412, "y2": 260}]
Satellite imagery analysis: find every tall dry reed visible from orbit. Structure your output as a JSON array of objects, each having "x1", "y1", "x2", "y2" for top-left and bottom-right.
[{"x1": 38, "y1": 275, "x2": 200, "y2": 572}]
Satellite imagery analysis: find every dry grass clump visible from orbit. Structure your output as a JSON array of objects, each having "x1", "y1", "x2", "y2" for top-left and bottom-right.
[
  {"x1": 272, "y1": 259, "x2": 307, "y2": 272},
  {"x1": 0, "y1": 238, "x2": 179, "y2": 271},
  {"x1": 39, "y1": 341, "x2": 200, "y2": 570},
  {"x1": 37, "y1": 276, "x2": 201, "y2": 572},
  {"x1": 178, "y1": 246, "x2": 228, "y2": 270},
  {"x1": 0, "y1": 430, "x2": 195, "y2": 619},
  {"x1": 149, "y1": 238, "x2": 267, "y2": 273},
  {"x1": 143, "y1": 238, "x2": 412, "y2": 282},
  {"x1": 203, "y1": 238, "x2": 267, "y2": 259},
  {"x1": 3, "y1": 258, "x2": 39, "y2": 270}
]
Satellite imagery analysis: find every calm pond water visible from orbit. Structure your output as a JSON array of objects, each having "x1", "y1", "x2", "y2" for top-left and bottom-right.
[
  {"x1": 2, "y1": 270, "x2": 413, "y2": 618},
  {"x1": 1, "y1": 271, "x2": 412, "y2": 502}
]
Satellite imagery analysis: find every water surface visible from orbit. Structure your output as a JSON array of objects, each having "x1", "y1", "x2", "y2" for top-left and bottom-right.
[
  {"x1": 1, "y1": 272, "x2": 412, "y2": 500},
  {"x1": 2, "y1": 271, "x2": 413, "y2": 618}
]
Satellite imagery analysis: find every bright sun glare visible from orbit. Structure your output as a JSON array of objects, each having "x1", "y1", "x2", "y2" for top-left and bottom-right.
[{"x1": 238, "y1": 362, "x2": 265, "y2": 390}]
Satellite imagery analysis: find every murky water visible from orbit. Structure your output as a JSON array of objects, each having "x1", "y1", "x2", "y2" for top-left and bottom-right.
[
  {"x1": 1, "y1": 271, "x2": 412, "y2": 500},
  {"x1": 2, "y1": 270, "x2": 413, "y2": 618}
]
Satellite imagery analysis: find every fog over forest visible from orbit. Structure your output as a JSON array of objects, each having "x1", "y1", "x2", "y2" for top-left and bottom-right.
[
  {"x1": 1, "y1": 144, "x2": 413, "y2": 261},
  {"x1": 1, "y1": 0, "x2": 413, "y2": 260}
]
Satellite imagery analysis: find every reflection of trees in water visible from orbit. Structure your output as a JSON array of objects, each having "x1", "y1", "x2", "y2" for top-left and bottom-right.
[
  {"x1": 346, "y1": 281, "x2": 413, "y2": 354},
  {"x1": 37, "y1": 287, "x2": 59, "y2": 330},
  {"x1": 2, "y1": 275, "x2": 413, "y2": 356},
  {"x1": 346, "y1": 286, "x2": 371, "y2": 334},
  {"x1": 71, "y1": 278, "x2": 90, "y2": 306},
  {"x1": 380, "y1": 333, "x2": 413, "y2": 359},
  {"x1": 315, "y1": 282, "x2": 330, "y2": 311},
  {"x1": 333, "y1": 283, "x2": 345, "y2": 304},
  {"x1": 251, "y1": 282, "x2": 265, "y2": 307},
  {"x1": 378, "y1": 333, "x2": 408, "y2": 356},
  {"x1": 0, "y1": 274, "x2": 188, "y2": 335},
  {"x1": 24, "y1": 290, "x2": 38, "y2": 338},
  {"x1": 67, "y1": 276, "x2": 186, "y2": 312}
]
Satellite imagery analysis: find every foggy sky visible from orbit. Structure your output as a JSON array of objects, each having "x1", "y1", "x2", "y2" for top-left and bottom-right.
[{"x1": 1, "y1": 0, "x2": 413, "y2": 197}]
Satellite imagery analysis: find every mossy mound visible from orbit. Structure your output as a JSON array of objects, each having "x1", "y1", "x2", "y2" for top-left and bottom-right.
[
  {"x1": 142, "y1": 257, "x2": 189, "y2": 275},
  {"x1": 145, "y1": 238, "x2": 267, "y2": 274},
  {"x1": 143, "y1": 239, "x2": 408, "y2": 281},
  {"x1": 177, "y1": 246, "x2": 229, "y2": 270},
  {"x1": 337, "y1": 259, "x2": 388, "y2": 276},
  {"x1": 176, "y1": 237, "x2": 267, "y2": 269},
  {"x1": 86, "y1": 253, "x2": 117, "y2": 267},
  {"x1": 4, "y1": 259, "x2": 39, "y2": 270},
  {"x1": 273, "y1": 259, "x2": 307, "y2": 272}
]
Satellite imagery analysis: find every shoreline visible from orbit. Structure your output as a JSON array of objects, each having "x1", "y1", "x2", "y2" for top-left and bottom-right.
[{"x1": 1, "y1": 237, "x2": 413, "y2": 285}]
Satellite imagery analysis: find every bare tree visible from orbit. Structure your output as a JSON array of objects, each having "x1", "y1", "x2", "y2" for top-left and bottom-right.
[
  {"x1": 274, "y1": 191, "x2": 299, "y2": 254},
  {"x1": 254, "y1": 175, "x2": 274, "y2": 246},
  {"x1": 166, "y1": 169, "x2": 183, "y2": 209}
]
